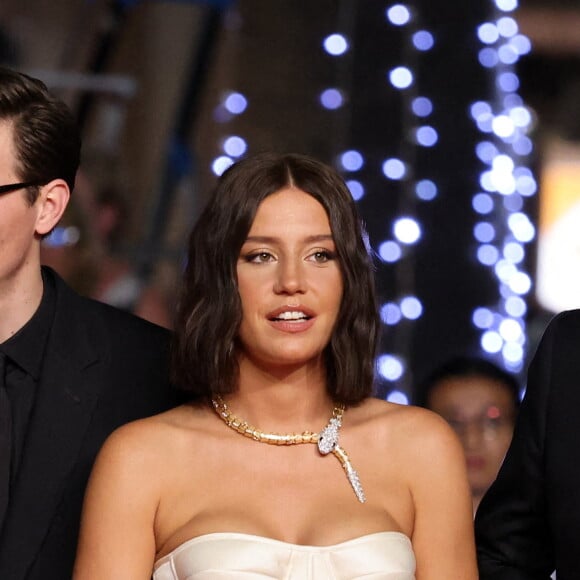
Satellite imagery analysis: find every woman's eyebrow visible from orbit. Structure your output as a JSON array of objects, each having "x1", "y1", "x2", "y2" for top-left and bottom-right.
[{"x1": 244, "y1": 234, "x2": 334, "y2": 244}]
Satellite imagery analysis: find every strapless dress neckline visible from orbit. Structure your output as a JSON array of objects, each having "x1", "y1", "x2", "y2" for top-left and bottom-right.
[{"x1": 154, "y1": 530, "x2": 416, "y2": 579}]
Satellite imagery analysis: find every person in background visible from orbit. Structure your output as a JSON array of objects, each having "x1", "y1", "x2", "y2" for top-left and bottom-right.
[
  {"x1": 41, "y1": 175, "x2": 174, "y2": 329},
  {"x1": 40, "y1": 198, "x2": 99, "y2": 299},
  {"x1": 74, "y1": 152, "x2": 477, "y2": 579},
  {"x1": 416, "y1": 356, "x2": 520, "y2": 514},
  {"x1": 89, "y1": 185, "x2": 173, "y2": 329},
  {"x1": 0, "y1": 66, "x2": 177, "y2": 580}
]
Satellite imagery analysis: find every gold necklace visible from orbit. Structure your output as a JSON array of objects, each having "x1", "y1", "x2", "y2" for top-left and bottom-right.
[{"x1": 211, "y1": 395, "x2": 366, "y2": 503}]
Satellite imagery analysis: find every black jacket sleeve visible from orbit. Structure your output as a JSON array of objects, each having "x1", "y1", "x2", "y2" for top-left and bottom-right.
[{"x1": 475, "y1": 312, "x2": 561, "y2": 579}]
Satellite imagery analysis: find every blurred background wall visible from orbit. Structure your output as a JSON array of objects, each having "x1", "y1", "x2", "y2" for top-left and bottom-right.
[{"x1": 2, "y1": 0, "x2": 579, "y2": 401}]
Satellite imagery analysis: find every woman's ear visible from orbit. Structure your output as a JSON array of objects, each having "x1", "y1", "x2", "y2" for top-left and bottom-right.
[{"x1": 35, "y1": 179, "x2": 71, "y2": 236}]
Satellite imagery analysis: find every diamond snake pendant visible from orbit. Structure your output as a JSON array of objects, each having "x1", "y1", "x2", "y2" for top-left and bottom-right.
[{"x1": 211, "y1": 396, "x2": 366, "y2": 503}]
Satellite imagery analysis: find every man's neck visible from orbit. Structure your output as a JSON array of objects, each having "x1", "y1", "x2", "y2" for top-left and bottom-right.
[{"x1": 0, "y1": 266, "x2": 44, "y2": 343}]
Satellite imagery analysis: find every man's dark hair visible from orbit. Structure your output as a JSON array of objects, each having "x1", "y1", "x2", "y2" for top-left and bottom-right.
[
  {"x1": 172, "y1": 152, "x2": 380, "y2": 405},
  {"x1": 415, "y1": 355, "x2": 521, "y2": 411},
  {"x1": 0, "y1": 67, "x2": 80, "y2": 204}
]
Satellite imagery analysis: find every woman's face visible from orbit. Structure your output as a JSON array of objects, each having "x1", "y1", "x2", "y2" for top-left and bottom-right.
[
  {"x1": 428, "y1": 376, "x2": 516, "y2": 501},
  {"x1": 235, "y1": 187, "x2": 343, "y2": 371}
]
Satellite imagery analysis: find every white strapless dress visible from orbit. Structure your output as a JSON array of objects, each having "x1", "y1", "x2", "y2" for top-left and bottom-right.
[{"x1": 153, "y1": 531, "x2": 415, "y2": 579}]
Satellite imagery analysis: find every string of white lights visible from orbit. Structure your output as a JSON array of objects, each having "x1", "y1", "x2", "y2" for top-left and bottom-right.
[
  {"x1": 375, "y1": 3, "x2": 439, "y2": 404},
  {"x1": 470, "y1": 0, "x2": 535, "y2": 374},
  {"x1": 210, "y1": 91, "x2": 249, "y2": 176}
]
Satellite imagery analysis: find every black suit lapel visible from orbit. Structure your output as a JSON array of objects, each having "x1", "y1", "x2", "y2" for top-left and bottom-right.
[{"x1": 0, "y1": 273, "x2": 106, "y2": 577}]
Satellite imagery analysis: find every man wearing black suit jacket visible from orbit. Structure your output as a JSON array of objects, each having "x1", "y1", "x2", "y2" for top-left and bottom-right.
[
  {"x1": 475, "y1": 310, "x2": 580, "y2": 579},
  {"x1": 0, "y1": 68, "x2": 177, "y2": 579}
]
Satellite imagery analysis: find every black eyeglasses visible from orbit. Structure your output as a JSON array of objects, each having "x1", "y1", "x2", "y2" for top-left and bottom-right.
[{"x1": 0, "y1": 181, "x2": 42, "y2": 196}]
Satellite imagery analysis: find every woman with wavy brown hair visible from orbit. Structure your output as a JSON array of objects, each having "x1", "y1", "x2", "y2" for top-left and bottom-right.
[{"x1": 74, "y1": 153, "x2": 477, "y2": 579}]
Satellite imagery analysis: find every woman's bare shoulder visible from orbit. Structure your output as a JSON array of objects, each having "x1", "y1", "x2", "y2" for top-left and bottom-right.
[
  {"x1": 352, "y1": 396, "x2": 447, "y2": 428},
  {"x1": 96, "y1": 403, "x2": 214, "y2": 471},
  {"x1": 351, "y1": 397, "x2": 462, "y2": 460}
]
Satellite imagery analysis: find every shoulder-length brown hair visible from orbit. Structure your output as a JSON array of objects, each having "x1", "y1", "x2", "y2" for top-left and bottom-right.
[{"x1": 172, "y1": 152, "x2": 380, "y2": 405}]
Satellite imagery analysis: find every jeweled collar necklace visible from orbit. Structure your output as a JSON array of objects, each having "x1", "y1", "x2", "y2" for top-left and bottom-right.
[{"x1": 211, "y1": 395, "x2": 365, "y2": 503}]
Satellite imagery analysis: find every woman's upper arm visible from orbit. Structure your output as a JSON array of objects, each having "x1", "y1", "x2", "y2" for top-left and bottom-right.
[
  {"x1": 407, "y1": 411, "x2": 478, "y2": 580},
  {"x1": 73, "y1": 421, "x2": 161, "y2": 580}
]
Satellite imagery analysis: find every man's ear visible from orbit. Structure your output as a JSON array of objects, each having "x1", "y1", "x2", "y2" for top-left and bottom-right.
[{"x1": 35, "y1": 179, "x2": 71, "y2": 236}]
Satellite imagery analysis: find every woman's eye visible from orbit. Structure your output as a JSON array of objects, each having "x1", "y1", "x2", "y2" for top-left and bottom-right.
[
  {"x1": 309, "y1": 250, "x2": 335, "y2": 263},
  {"x1": 247, "y1": 252, "x2": 274, "y2": 263}
]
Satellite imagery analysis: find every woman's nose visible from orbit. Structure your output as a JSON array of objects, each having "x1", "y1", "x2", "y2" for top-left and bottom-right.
[{"x1": 273, "y1": 259, "x2": 306, "y2": 294}]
